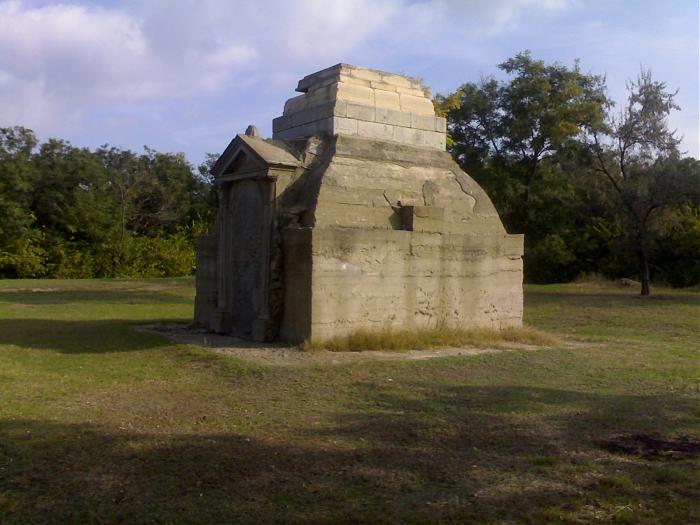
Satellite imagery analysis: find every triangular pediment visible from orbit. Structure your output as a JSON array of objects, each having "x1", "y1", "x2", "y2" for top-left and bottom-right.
[{"x1": 212, "y1": 134, "x2": 300, "y2": 179}]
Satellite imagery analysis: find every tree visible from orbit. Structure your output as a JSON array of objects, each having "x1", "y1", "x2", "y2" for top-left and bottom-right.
[
  {"x1": 437, "y1": 51, "x2": 609, "y2": 236},
  {"x1": 0, "y1": 128, "x2": 218, "y2": 278},
  {"x1": 32, "y1": 139, "x2": 113, "y2": 241},
  {"x1": 0, "y1": 127, "x2": 37, "y2": 244},
  {"x1": 0, "y1": 127, "x2": 44, "y2": 277},
  {"x1": 653, "y1": 202, "x2": 700, "y2": 287},
  {"x1": 587, "y1": 70, "x2": 700, "y2": 295},
  {"x1": 194, "y1": 153, "x2": 220, "y2": 228},
  {"x1": 436, "y1": 52, "x2": 612, "y2": 283}
]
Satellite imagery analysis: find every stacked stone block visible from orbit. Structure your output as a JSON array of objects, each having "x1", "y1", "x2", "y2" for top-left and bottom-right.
[{"x1": 272, "y1": 64, "x2": 447, "y2": 150}]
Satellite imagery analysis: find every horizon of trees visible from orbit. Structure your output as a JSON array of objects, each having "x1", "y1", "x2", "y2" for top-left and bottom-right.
[
  {"x1": 1, "y1": 52, "x2": 698, "y2": 292},
  {"x1": 435, "y1": 52, "x2": 699, "y2": 294},
  {"x1": 0, "y1": 128, "x2": 216, "y2": 278}
]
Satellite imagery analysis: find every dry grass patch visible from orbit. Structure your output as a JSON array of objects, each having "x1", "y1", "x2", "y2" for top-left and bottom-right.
[{"x1": 302, "y1": 324, "x2": 560, "y2": 352}]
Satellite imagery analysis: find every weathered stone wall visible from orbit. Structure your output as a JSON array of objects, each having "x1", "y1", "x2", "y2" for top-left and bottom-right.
[
  {"x1": 272, "y1": 64, "x2": 446, "y2": 150},
  {"x1": 279, "y1": 228, "x2": 312, "y2": 342},
  {"x1": 272, "y1": 133, "x2": 524, "y2": 342},
  {"x1": 302, "y1": 134, "x2": 507, "y2": 236},
  {"x1": 304, "y1": 228, "x2": 522, "y2": 341},
  {"x1": 197, "y1": 64, "x2": 524, "y2": 343},
  {"x1": 194, "y1": 234, "x2": 218, "y2": 326}
]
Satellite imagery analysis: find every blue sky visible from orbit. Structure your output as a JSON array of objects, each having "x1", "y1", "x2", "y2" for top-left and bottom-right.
[{"x1": 1, "y1": 0, "x2": 697, "y2": 164}]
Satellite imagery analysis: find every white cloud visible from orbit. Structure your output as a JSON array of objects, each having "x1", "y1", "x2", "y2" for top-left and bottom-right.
[
  {"x1": 2, "y1": 2, "x2": 145, "y2": 99},
  {"x1": 277, "y1": 0, "x2": 397, "y2": 57},
  {"x1": 416, "y1": 0, "x2": 573, "y2": 34},
  {"x1": 1, "y1": 0, "x2": 694, "y2": 159},
  {"x1": 0, "y1": 0, "x2": 404, "y2": 135},
  {"x1": 0, "y1": 0, "x2": 570, "y2": 104},
  {"x1": 0, "y1": 0, "x2": 258, "y2": 134}
]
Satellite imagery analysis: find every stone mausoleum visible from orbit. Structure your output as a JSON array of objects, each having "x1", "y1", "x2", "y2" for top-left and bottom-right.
[{"x1": 194, "y1": 64, "x2": 523, "y2": 342}]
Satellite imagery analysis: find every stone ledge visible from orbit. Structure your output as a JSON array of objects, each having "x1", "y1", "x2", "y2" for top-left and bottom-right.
[
  {"x1": 272, "y1": 116, "x2": 446, "y2": 150},
  {"x1": 296, "y1": 63, "x2": 425, "y2": 93},
  {"x1": 274, "y1": 101, "x2": 446, "y2": 135},
  {"x1": 273, "y1": 101, "x2": 345, "y2": 133}
]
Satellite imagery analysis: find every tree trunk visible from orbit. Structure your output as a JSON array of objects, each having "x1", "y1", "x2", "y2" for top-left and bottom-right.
[{"x1": 638, "y1": 249, "x2": 650, "y2": 296}]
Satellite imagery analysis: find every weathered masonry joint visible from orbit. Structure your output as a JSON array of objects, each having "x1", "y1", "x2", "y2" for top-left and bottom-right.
[{"x1": 195, "y1": 64, "x2": 524, "y2": 342}]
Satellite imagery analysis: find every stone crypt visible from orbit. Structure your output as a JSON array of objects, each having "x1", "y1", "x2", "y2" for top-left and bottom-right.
[{"x1": 194, "y1": 64, "x2": 523, "y2": 342}]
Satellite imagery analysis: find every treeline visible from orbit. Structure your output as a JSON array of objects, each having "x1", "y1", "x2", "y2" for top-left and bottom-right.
[
  {"x1": 0, "y1": 127, "x2": 217, "y2": 278},
  {"x1": 1, "y1": 52, "x2": 699, "y2": 289},
  {"x1": 436, "y1": 53, "x2": 700, "y2": 292}
]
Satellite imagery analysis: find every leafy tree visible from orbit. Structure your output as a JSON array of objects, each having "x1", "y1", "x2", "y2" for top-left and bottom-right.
[
  {"x1": 0, "y1": 127, "x2": 38, "y2": 245},
  {"x1": 130, "y1": 148, "x2": 193, "y2": 233},
  {"x1": 32, "y1": 139, "x2": 113, "y2": 241},
  {"x1": 0, "y1": 128, "x2": 217, "y2": 278},
  {"x1": 436, "y1": 52, "x2": 612, "y2": 283},
  {"x1": 437, "y1": 51, "x2": 609, "y2": 236},
  {"x1": 586, "y1": 70, "x2": 700, "y2": 295},
  {"x1": 0, "y1": 127, "x2": 44, "y2": 277},
  {"x1": 653, "y1": 203, "x2": 700, "y2": 287},
  {"x1": 194, "y1": 153, "x2": 219, "y2": 227}
]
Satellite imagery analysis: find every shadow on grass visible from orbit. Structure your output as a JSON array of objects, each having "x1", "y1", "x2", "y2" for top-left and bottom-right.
[
  {"x1": 525, "y1": 290, "x2": 700, "y2": 308},
  {"x1": 1, "y1": 385, "x2": 698, "y2": 524},
  {"x1": 0, "y1": 318, "x2": 179, "y2": 353},
  {"x1": 0, "y1": 289, "x2": 191, "y2": 305}
]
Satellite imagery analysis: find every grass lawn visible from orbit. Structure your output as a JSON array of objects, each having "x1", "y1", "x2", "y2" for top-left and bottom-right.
[{"x1": 0, "y1": 278, "x2": 698, "y2": 524}]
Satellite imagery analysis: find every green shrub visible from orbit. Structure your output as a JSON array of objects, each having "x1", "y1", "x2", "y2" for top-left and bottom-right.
[
  {"x1": 0, "y1": 229, "x2": 48, "y2": 278},
  {"x1": 0, "y1": 223, "x2": 204, "y2": 279},
  {"x1": 115, "y1": 228, "x2": 196, "y2": 278}
]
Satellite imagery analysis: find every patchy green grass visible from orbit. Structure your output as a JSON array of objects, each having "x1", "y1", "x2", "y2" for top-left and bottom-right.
[
  {"x1": 0, "y1": 278, "x2": 698, "y2": 524},
  {"x1": 302, "y1": 324, "x2": 559, "y2": 352}
]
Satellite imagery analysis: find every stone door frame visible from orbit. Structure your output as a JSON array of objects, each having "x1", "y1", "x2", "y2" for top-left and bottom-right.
[{"x1": 214, "y1": 168, "x2": 277, "y2": 341}]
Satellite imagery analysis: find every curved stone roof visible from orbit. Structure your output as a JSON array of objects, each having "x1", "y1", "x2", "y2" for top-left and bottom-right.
[{"x1": 293, "y1": 134, "x2": 506, "y2": 235}]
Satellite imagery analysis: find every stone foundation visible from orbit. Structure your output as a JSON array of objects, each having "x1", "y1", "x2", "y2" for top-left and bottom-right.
[{"x1": 280, "y1": 227, "x2": 523, "y2": 342}]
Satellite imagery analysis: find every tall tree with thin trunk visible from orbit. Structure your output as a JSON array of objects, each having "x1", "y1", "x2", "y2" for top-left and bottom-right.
[{"x1": 587, "y1": 70, "x2": 698, "y2": 295}]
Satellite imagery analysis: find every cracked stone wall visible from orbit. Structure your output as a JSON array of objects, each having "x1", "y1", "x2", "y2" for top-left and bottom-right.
[
  {"x1": 278, "y1": 134, "x2": 524, "y2": 341},
  {"x1": 198, "y1": 64, "x2": 523, "y2": 343},
  {"x1": 305, "y1": 229, "x2": 523, "y2": 340}
]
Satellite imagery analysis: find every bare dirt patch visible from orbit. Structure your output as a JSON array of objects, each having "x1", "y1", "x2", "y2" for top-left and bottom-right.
[
  {"x1": 597, "y1": 434, "x2": 700, "y2": 461},
  {"x1": 138, "y1": 323, "x2": 561, "y2": 366},
  {"x1": 1, "y1": 287, "x2": 61, "y2": 293}
]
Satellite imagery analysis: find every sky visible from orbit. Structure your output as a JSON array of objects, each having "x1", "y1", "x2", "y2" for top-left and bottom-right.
[{"x1": 1, "y1": 0, "x2": 698, "y2": 165}]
